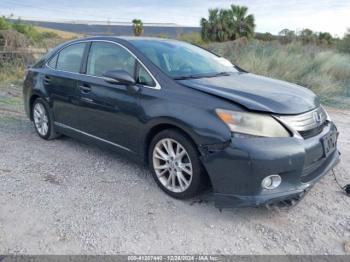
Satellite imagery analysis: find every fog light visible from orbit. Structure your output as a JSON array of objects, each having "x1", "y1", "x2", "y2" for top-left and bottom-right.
[{"x1": 261, "y1": 175, "x2": 281, "y2": 189}]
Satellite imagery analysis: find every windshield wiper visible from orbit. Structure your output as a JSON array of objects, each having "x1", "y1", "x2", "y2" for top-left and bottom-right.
[
  {"x1": 173, "y1": 74, "x2": 208, "y2": 80},
  {"x1": 210, "y1": 71, "x2": 231, "y2": 77},
  {"x1": 173, "y1": 72, "x2": 231, "y2": 80}
]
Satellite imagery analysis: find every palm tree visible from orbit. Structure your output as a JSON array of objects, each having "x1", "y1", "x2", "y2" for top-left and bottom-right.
[
  {"x1": 200, "y1": 5, "x2": 255, "y2": 42},
  {"x1": 217, "y1": 9, "x2": 232, "y2": 42},
  {"x1": 200, "y1": 9, "x2": 221, "y2": 42},
  {"x1": 200, "y1": 17, "x2": 210, "y2": 41},
  {"x1": 132, "y1": 19, "x2": 143, "y2": 36},
  {"x1": 230, "y1": 5, "x2": 255, "y2": 39},
  {"x1": 207, "y1": 8, "x2": 220, "y2": 41}
]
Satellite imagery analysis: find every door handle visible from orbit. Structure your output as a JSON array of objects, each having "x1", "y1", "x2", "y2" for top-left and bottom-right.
[
  {"x1": 81, "y1": 97, "x2": 94, "y2": 103},
  {"x1": 43, "y1": 75, "x2": 51, "y2": 85},
  {"x1": 79, "y1": 84, "x2": 91, "y2": 93}
]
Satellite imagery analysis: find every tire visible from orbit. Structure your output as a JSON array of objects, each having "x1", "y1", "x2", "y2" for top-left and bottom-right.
[
  {"x1": 32, "y1": 98, "x2": 59, "y2": 140},
  {"x1": 149, "y1": 129, "x2": 204, "y2": 199}
]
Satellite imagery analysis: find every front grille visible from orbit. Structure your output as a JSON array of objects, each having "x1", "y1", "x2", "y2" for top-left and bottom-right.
[
  {"x1": 299, "y1": 122, "x2": 326, "y2": 139},
  {"x1": 277, "y1": 107, "x2": 327, "y2": 139}
]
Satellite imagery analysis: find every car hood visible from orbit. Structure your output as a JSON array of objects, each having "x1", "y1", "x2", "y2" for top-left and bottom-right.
[{"x1": 178, "y1": 73, "x2": 320, "y2": 115}]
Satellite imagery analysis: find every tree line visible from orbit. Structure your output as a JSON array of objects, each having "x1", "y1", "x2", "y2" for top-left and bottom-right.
[{"x1": 196, "y1": 5, "x2": 350, "y2": 53}]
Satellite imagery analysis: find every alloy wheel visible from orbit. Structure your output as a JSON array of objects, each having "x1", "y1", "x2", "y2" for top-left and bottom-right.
[
  {"x1": 33, "y1": 102, "x2": 49, "y2": 136},
  {"x1": 152, "y1": 138, "x2": 193, "y2": 193}
]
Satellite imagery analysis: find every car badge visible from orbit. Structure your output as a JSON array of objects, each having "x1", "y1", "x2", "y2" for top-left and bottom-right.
[{"x1": 313, "y1": 111, "x2": 322, "y2": 123}]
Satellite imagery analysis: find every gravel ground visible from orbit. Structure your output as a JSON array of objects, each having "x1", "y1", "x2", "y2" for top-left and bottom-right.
[{"x1": 0, "y1": 86, "x2": 349, "y2": 255}]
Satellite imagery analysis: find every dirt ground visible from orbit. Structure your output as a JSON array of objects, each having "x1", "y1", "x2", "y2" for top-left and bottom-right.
[{"x1": 0, "y1": 84, "x2": 349, "y2": 255}]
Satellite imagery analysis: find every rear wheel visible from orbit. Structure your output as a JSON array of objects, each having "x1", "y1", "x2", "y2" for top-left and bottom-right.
[
  {"x1": 149, "y1": 129, "x2": 204, "y2": 199},
  {"x1": 32, "y1": 98, "x2": 59, "y2": 140}
]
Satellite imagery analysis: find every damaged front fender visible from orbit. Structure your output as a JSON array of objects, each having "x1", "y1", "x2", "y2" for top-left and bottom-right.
[{"x1": 198, "y1": 140, "x2": 231, "y2": 158}]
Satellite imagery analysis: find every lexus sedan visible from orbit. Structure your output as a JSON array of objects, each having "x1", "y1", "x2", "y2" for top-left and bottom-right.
[{"x1": 23, "y1": 36, "x2": 340, "y2": 208}]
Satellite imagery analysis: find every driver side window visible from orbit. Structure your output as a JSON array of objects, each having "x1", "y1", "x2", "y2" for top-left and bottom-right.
[{"x1": 87, "y1": 42, "x2": 136, "y2": 77}]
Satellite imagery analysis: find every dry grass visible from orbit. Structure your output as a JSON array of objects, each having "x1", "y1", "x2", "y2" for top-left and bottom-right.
[
  {"x1": 34, "y1": 26, "x2": 82, "y2": 40},
  {"x1": 207, "y1": 40, "x2": 350, "y2": 107},
  {"x1": 0, "y1": 27, "x2": 79, "y2": 87},
  {"x1": 0, "y1": 64, "x2": 24, "y2": 84}
]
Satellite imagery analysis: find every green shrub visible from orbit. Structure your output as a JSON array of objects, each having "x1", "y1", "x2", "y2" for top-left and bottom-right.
[
  {"x1": 11, "y1": 20, "x2": 41, "y2": 41},
  {"x1": 0, "y1": 17, "x2": 62, "y2": 44},
  {"x1": 337, "y1": 30, "x2": 350, "y2": 54},
  {"x1": 40, "y1": 31, "x2": 59, "y2": 39},
  {"x1": 255, "y1": 32, "x2": 276, "y2": 42},
  {"x1": 0, "y1": 61, "x2": 25, "y2": 84},
  {"x1": 0, "y1": 17, "x2": 11, "y2": 30}
]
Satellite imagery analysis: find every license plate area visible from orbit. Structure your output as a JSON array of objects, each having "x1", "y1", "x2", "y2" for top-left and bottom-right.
[{"x1": 321, "y1": 131, "x2": 337, "y2": 157}]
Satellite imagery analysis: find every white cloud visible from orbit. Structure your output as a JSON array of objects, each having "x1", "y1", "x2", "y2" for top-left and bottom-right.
[{"x1": 0, "y1": 0, "x2": 349, "y2": 36}]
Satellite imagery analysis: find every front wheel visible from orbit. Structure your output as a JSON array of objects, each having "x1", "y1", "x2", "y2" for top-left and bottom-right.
[{"x1": 149, "y1": 129, "x2": 205, "y2": 199}]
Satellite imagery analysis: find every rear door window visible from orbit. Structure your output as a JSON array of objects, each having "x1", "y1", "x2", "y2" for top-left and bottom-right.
[
  {"x1": 56, "y1": 43, "x2": 86, "y2": 73},
  {"x1": 47, "y1": 53, "x2": 58, "y2": 69}
]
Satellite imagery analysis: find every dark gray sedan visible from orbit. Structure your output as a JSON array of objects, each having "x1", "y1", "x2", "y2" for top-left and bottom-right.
[{"x1": 23, "y1": 36, "x2": 340, "y2": 208}]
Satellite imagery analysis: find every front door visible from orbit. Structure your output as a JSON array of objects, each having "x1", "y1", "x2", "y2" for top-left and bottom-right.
[{"x1": 76, "y1": 41, "x2": 142, "y2": 152}]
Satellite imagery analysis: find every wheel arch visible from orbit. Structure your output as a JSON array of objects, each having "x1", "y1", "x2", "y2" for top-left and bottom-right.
[
  {"x1": 29, "y1": 94, "x2": 40, "y2": 120},
  {"x1": 143, "y1": 123, "x2": 198, "y2": 164},
  {"x1": 143, "y1": 122, "x2": 213, "y2": 188}
]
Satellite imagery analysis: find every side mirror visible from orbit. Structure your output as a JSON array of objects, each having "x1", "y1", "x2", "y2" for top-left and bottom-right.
[{"x1": 102, "y1": 70, "x2": 136, "y2": 86}]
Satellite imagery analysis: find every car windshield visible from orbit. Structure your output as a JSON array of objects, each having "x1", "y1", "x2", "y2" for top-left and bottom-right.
[{"x1": 129, "y1": 39, "x2": 238, "y2": 79}]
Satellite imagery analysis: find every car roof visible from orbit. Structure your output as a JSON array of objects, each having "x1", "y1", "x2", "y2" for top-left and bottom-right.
[
  {"x1": 69, "y1": 35, "x2": 181, "y2": 44},
  {"x1": 45, "y1": 36, "x2": 184, "y2": 62}
]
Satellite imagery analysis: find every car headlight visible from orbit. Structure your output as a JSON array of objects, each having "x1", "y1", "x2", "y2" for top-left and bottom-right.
[{"x1": 216, "y1": 109, "x2": 290, "y2": 137}]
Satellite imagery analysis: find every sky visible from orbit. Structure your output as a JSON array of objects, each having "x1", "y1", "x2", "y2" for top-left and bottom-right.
[{"x1": 0, "y1": 0, "x2": 349, "y2": 37}]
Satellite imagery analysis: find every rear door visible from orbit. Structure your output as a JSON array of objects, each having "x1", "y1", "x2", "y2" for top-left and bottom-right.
[{"x1": 44, "y1": 42, "x2": 87, "y2": 129}]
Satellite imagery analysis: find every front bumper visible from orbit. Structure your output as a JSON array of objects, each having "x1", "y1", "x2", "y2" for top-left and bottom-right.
[{"x1": 200, "y1": 121, "x2": 340, "y2": 208}]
